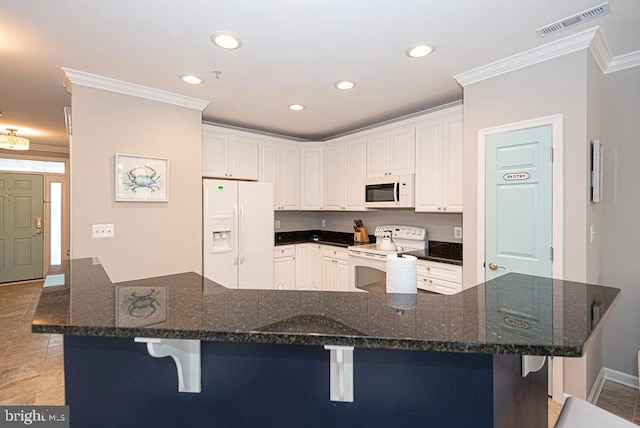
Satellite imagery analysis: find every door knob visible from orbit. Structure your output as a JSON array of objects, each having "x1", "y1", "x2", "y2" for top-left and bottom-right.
[{"x1": 488, "y1": 262, "x2": 505, "y2": 271}]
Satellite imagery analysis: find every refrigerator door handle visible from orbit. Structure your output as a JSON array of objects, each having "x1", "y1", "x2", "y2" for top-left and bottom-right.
[
  {"x1": 239, "y1": 204, "x2": 245, "y2": 265},
  {"x1": 233, "y1": 204, "x2": 238, "y2": 265}
]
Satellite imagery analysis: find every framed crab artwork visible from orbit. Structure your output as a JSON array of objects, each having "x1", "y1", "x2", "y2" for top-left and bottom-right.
[{"x1": 115, "y1": 153, "x2": 169, "y2": 202}]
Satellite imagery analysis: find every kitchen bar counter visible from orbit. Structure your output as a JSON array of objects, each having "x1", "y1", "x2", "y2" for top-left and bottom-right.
[
  {"x1": 33, "y1": 258, "x2": 618, "y2": 357},
  {"x1": 32, "y1": 259, "x2": 620, "y2": 428}
]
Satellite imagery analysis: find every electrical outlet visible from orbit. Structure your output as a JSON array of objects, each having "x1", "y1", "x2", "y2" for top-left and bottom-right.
[
  {"x1": 454, "y1": 227, "x2": 463, "y2": 239},
  {"x1": 321, "y1": 219, "x2": 326, "y2": 227},
  {"x1": 92, "y1": 224, "x2": 114, "y2": 238},
  {"x1": 590, "y1": 225, "x2": 596, "y2": 243},
  {"x1": 275, "y1": 220, "x2": 281, "y2": 229}
]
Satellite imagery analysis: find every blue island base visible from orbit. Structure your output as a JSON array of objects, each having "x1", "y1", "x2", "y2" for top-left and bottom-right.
[{"x1": 64, "y1": 336, "x2": 547, "y2": 427}]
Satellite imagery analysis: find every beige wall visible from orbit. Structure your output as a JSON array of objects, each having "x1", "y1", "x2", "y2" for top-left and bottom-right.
[
  {"x1": 602, "y1": 65, "x2": 640, "y2": 377},
  {"x1": 461, "y1": 49, "x2": 605, "y2": 399},
  {"x1": 461, "y1": 50, "x2": 590, "y2": 288},
  {"x1": 70, "y1": 85, "x2": 203, "y2": 282}
]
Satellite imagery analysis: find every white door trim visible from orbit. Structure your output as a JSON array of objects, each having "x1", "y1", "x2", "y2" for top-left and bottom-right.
[
  {"x1": 476, "y1": 114, "x2": 564, "y2": 282},
  {"x1": 476, "y1": 114, "x2": 565, "y2": 402}
]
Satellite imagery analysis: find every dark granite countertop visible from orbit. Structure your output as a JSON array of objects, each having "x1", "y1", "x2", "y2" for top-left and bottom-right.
[
  {"x1": 275, "y1": 230, "x2": 375, "y2": 248},
  {"x1": 32, "y1": 258, "x2": 620, "y2": 357}
]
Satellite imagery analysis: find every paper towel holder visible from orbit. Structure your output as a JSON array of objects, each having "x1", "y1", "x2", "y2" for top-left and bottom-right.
[{"x1": 396, "y1": 246, "x2": 404, "y2": 257}]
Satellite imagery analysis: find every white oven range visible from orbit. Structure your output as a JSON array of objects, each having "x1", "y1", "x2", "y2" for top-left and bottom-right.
[{"x1": 348, "y1": 225, "x2": 426, "y2": 292}]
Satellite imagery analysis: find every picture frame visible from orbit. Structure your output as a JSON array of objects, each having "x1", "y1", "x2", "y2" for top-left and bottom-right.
[{"x1": 115, "y1": 153, "x2": 169, "y2": 202}]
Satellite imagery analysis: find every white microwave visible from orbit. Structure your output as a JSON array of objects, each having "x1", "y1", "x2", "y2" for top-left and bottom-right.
[{"x1": 364, "y1": 174, "x2": 415, "y2": 208}]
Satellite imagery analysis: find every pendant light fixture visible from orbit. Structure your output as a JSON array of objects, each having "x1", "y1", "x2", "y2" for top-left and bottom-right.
[{"x1": 0, "y1": 128, "x2": 30, "y2": 150}]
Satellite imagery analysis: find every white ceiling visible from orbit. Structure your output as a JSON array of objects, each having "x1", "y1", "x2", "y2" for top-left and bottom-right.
[{"x1": 1, "y1": 0, "x2": 639, "y2": 149}]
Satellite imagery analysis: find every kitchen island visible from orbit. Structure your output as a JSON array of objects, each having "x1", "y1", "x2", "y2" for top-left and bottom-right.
[{"x1": 32, "y1": 259, "x2": 620, "y2": 427}]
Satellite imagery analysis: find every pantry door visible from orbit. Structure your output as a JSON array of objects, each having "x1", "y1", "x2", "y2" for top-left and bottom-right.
[
  {"x1": 0, "y1": 173, "x2": 44, "y2": 283},
  {"x1": 484, "y1": 125, "x2": 553, "y2": 282}
]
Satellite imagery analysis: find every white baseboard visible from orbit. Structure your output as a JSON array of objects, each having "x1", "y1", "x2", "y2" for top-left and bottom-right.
[
  {"x1": 586, "y1": 366, "x2": 640, "y2": 404},
  {"x1": 603, "y1": 367, "x2": 640, "y2": 390},
  {"x1": 587, "y1": 368, "x2": 607, "y2": 404}
]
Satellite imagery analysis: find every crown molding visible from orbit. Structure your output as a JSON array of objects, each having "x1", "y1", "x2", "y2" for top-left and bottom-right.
[
  {"x1": 606, "y1": 50, "x2": 640, "y2": 74},
  {"x1": 588, "y1": 27, "x2": 612, "y2": 73},
  {"x1": 62, "y1": 68, "x2": 210, "y2": 111},
  {"x1": 454, "y1": 27, "x2": 601, "y2": 87}
]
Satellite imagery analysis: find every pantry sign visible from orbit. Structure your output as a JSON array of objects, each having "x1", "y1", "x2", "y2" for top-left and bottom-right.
[{"x1": 503, "y1": 172, "x2": 530, "y2": 181}]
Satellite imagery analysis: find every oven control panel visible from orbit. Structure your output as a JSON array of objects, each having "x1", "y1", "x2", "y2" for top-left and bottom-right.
[{"x1": 373, "y1": 225, "x2": 426, "y2": 241}]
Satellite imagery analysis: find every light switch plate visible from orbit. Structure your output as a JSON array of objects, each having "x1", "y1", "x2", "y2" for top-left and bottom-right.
[{"x1": 92, "y1": 224, "x2": 114, "y2": 238}]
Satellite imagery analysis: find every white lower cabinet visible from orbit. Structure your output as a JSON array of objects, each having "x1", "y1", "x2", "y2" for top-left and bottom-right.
[
  {"x1": 321, "y1": 247, "x2": 349, "y2": 292},
  {"x1": 273, "y1": 246, "x2": 296, "y2": 290},
  {"x1": 416, "y1": 260, "x2": 462, "y2": 295},
  {"x1": 295, "y1": 244, "x2": 323, "y2": 291}
]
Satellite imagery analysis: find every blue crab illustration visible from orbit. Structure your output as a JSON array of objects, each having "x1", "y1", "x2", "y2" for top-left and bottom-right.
[
  {"x1": 125, "y1": 165, "x2": 161, "y2": 193},
  {"x1": 124, "y1": 288, "x2": 161, "y2": 318}
]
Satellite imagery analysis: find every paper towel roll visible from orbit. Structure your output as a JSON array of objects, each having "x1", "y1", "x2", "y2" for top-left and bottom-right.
[
  {"x1": 386, "y1": 254, "x2": 417, "y2": 294},
  {"x1": 387, "y1": 293, "x2": 417, "y2": 311}
]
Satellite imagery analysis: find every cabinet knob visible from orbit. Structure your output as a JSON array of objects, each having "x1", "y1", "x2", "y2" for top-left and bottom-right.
[
  {"x1": 443, "y1": 207, "x2": 447, "y2": 211},
  {"x1": 438, "y1": 207, "x2": 442, "y2": 211}
]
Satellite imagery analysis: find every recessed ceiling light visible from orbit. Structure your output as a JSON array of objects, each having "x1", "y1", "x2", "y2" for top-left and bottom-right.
[
  {"x1": 334, "y1": 80, "x2": 357, "y2": 90},
  {"x1": 210, "y1": 32, "x2": 243, "y2": 50},
  {"x1": 180, "y1": 74, "x2": 204, "y2": 85},
  {"x1": 288, "y1": 104, "x2": 305, "y2": 111},
  {"x1": 406, "y1": 42, "x2": 436, "y2": 58}
]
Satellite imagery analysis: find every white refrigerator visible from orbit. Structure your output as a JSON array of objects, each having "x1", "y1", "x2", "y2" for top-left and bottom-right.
[{"x1": 203, "y1": 179, "x2": 274, "y2": 289}]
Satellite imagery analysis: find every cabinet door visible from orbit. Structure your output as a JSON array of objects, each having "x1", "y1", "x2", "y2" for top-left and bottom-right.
[
  {"x1": 415, "y1": 120, "x2": 443, "y2": 212},
  {"x1": 388, "y1": 126, "x2": 415, "y2": 175},
  {"x1": 336, "y1": 260, "x2": 349, "y2": 292},
  {"x1": 310, "y1": 245, "x2": 323, "y2": 291},
  {"x1": 295, "y1": 244, "x2": 311, "y2": 291},
  {"x1": 366, "y1": 132, "x2": 388, "y2": 178},
  {"x1": 322, "y1": 258, "x2": 336, "y2": 291},
  {"x1": 203, "y1": 134, "x2": 229, "y2": 178},
  {"x1": 259, "y1": 142, "x2": 280, "y2": 210},
  {"x1": 324, "y1": 143, "x2": 344, "y2": 210},
  {"x1": 442, "y1": 115, "x2": 463, "y2": 212},
  {"x1": 280, "y1": 144, "x2": 300, "y2": 210},
  {"x1": 344, "y1": 138, "x2": 366, "y2": 211},
  {"x1": 229, "y1": 136, "x2": 259, "y2": 180},
  {"x1": 274, "y1": 256, "x2": 296, "y2": 290},
  {"x1": 300, "y1": 147, "x2": 324, "y2": 210}
]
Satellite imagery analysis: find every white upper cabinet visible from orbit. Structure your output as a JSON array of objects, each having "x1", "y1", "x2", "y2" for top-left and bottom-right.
[
  {"x1": 415, "y1": 106, "x2": 463, "y2": 213},
  {"x1": 202, "y1": 125, "x2": 259, "y2": 180},
  {"x1": 366, "y1": 125, "x2": 415, "y2": 178},
  {"x1": 299, "y1": 146, "x2": 324, "y2": 210},
  {"x1": 259, "y1": 140, "x2": 300, "y2": 210},
  {"x1": 324, "y1": 137, "x2": 366, "y2": 211}
]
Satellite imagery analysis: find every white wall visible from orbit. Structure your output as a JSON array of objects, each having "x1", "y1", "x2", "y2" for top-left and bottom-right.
[
  {"x1": 70, "y1": 85, "x2": 203, "y2": 282},
  {"x1": 602, "y1": 65, "x2": 640, "y2": 377}
]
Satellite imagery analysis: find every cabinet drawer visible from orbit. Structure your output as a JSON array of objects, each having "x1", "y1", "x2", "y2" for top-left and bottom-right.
[
  {"x1": 321, "y1": 246, "x2": 348, "y2": 261},
  {"x1": 274, "y1": 245, "x2": 296, "y2": 258},
  {"x1": 417, "y1": 260, "x2": 462, "y2": 283},
  {"x1": 417, "y1": 276, "x2": 462, "y2": 295}
]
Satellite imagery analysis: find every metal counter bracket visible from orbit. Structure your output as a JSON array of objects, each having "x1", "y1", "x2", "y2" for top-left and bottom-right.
[
  {"x1": 522, "y1": 355, "x2": 546, "y2": 377},
  {"x1": 324, "y1": 345, "x2": 354, "y2": 402},
  {"x1": 135, "y1": 337, "x2": 201, "y2": 393}
]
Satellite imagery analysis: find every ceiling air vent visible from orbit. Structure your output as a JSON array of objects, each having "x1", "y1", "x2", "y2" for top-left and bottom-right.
[{"x1": 536, "y1": 2, "x2": 611, "y2": 37}]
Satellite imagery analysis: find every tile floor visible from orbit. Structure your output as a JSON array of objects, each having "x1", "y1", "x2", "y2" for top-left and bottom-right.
[
  {"x1": 1, "y1": 282, "x2": 638, "y2": 427},
  {"x1": 0, "y1": 281, "x2": 64, "y2": 405}
]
